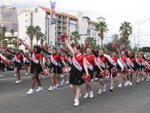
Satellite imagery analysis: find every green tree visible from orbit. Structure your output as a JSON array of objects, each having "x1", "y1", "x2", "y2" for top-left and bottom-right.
[
  {"x1": 26, "y1": 25, "x2": 36, "y2": 48},
  {"x1": 119, "y1": 21, "x2": 132, "y2": 42},
  {"x1": 70, "y1": 31, "x2": 80, "y2": 44},
  {"x1": 35, "y1": 26, "x2": 42, "y2": 44},
  {"x1": 95, "y1": 20, "x2": 108, "y2": 47},
  {"x1": 85, "y1": 37, "x2": 100, "y2": 49}
]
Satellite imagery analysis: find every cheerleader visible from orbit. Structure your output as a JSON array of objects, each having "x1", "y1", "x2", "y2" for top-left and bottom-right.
[
  {"x1": 145, "y1": 56, "x2": 150, "y2": 81},
  {"x1": 14, "y1": 49, "x2": 23, "y2": 84},
  {"x1": 82, "y1": 48, "x2": 95, "y2": 98},
  {"x1": 60, "y1": 50, "x2": 70, "y2": 86},
  {"x1": 65, "y1": 40, "x2": 85, "y2": 106},
  {"x1": 95, "y1": 50, "x2": 107, "y2": 95},
  {"x1": 126, "y1": 51, "x2": 135, "y2": 86},
  {"x1": 104, "y1": 52, "x2": 118, "y2": 91},
  {"x1": 135, "y1": 52, "x2": 144, "y2": 83},
  {"x1": 48, "y1": 48, "x2": 62, "y2": 91},
  {"x1": 26, "y1": 45, "x2": 44, "y2": 95},
  {"x1": 24, "y1": 53, "x2": 31, "y2": 75},
  {"x1": 117, "y1": 51, "x2": 127, "y2": 88}
]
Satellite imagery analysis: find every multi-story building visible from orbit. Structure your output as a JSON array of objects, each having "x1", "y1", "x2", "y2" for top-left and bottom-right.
[
  {"x1": 18, "y1": 6, "x2": 100, "y2": 49},
  {"x1": 0, "y1": 4, "x2": 18, "y2": 31}
]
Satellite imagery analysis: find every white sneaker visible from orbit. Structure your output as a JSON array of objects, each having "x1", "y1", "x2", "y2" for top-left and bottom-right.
[
  {"x1": 129, "y1": 82, "x2": 132, "y2": 86},
  {"x1": 74, "y1": 99, "x2": 80, "y2": 107},
  {"x1": 97, "y1": 89, "x2": 102, "y2": 95},
  {"x1": 124, "y1": 81, "x2": 129, "y2": 87},
  {"x1": 103, "y1": 85, "x2": 106, "y2": 92},
  {"x1": 48, "y1": 86, "x2": 54, "y2": 91},
  {"x1": 118, "y1": 83, "x2": 123, "y2": 88},
  {"x1": 25, "y1": 73, "x2": 29, "y2": 75},
  {"x1": 83, "y1": 93, "x2": 89, "y2": 99},
  {"x1": 53, "y1": 85, "x2": 58, "y2": 89},
  {"x1": 27, "y1": 89, "x2": 34, "y2": 95},
  {"x1": 60, "y1": 74, "x2": 64, "y2": 78},
  {"x1": 141, "y1": 78, "x2": 144, "y2": 81},
  {"x1": 15, "y1": 80, "x2": 22, "y2": 84},
  {"x1": 60, "y1": 79, "x2": 65, "y2": 87},
  {"x1": 89, "y1": 91, "x2": 94, "y2": 98},
  {"x1": 65, "y1": 81, "x2": 69, "y2": 85},
  {"x1": 136, "y1": 80, "x2": 140, "y2": 84},
  {"x1": 35, "y1": 87, "x2": 43, "y2": 92},
  {"x1": 14, "y1": 74, "x2": 16, "y2": 77}
]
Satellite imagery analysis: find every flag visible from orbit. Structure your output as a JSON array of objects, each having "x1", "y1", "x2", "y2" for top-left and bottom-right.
[
  {"x1": 50, "y1": 1, "x2": 56, "y2": 24},
  {"x1": 50, "y1": 1, "x2": 56, "y2": 17}
]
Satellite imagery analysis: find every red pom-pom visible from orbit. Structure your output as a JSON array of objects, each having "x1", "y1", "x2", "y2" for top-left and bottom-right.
[
  {"x1": 59, "y1": 33, "x2": 68, "y2": 42},
  {"x1": 82, "y1": 73, "x2": 91, "y2": 82},
  {"x1": 112, "y1": 42, "x2": 119, "y2": 48}
]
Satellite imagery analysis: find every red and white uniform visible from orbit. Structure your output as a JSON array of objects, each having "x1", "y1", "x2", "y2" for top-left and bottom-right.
[
  {"x1": 14, "y1": 53, "x2": 23, "y2": 63},
  {"x1": 97, "y1": 56, "x2": 107, "y2": 69},
  {"x1": 85, "y1": 55, "x2": 95, "y2": 70},
  {"x1": 50, "y1": 54, "x2": 60, "y2": 66},
  {"x1": 32, "y1": 53, "x2": 41, "y2": 64},
  {"x1": 72, "y1": 54, "x2": 84, "y2": 71}
]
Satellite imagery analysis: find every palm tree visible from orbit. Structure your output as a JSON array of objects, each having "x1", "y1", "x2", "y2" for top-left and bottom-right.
[
  {"x1": 26, "y1": 25, "x2": 36, "y2": 48},
  {"x1": 95, "y1": 21, "x2": 108, "y2": 47},
  {"x1": 119, "y1": 21, "x2": 132, "y2": 41},
  {"x1": 40, "y1": 33, "x2": 45, "y2": 45},
  {"x1": 35, "y1": 26, "x2": 42, "y2": 44},
  {"x1": 70, "y1": 31, "x2": 80, "y2": 44}
]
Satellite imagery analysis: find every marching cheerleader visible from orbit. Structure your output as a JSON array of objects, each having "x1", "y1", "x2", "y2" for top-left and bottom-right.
[
  {"x1": 117, "y1": 51, "x2": 127, "y2": 88},
  {"x1": 59, "y1": 50, "x2": 70, "y2": 86},
  {"x1": 145, "y1": 56, "x2": 150, "y2": 81},
  {"x1": 24, "y1": 53, "x2": 31, "y2": 75},
  {"x1": 134, "y1": 52, "x2": 144, "y2": 83},
  {"x1": 48, "y1": 48, "x2": 62, "y2": 91},
  {"x1": 26, "y1": 45, "x2": 44, "y2": 95},
  {"x1": 82, "y1": 48, "x2": 95, "y2": 99},
  {"x1": 65, "y1": 40, "x2": 85, "y2": 106},
  {"x1": 14, "y1": 49, "x2": 23, "y2": 84},
  {"x1": 126, "y1": 51, "x2": 135, "y2": 86},
  {"x1": 95, "y1": 50, "x2": 107, "y2": 95},
  {"x1": 104, "y1": 52, "x2": 118, "y2": 91}
]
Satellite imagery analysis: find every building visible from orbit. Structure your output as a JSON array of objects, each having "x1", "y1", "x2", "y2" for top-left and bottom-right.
[
  {"x1": 0, "y1": 4, "x2": 18, "y2": 31},
  {"x1": 18, "y1": 6, "x2": 100, "y2": 49}
]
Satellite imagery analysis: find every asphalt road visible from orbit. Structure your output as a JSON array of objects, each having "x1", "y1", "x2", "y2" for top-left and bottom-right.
[{"x1": 0, "y1": 71, "x2": 150, "y2": 113}]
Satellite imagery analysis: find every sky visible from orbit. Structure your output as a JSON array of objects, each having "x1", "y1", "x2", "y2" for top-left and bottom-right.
[{"x1": 1, "y1": 0, "x2": 150, "y2": 47}]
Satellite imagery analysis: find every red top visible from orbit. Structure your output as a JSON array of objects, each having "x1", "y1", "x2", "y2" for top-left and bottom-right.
[
  {"x1": 34, "y1": 53, "x2": 41, "y2": 60},
  {"x1": 121, "y1": 56, "x2": 127, "y2": 63},
  {"x1": 111, "y1": 56, "x2": 118, "y2": 62},
  {"x1": 99, "y1": 56, "x2": 107, "y2": 63},
  {"x1": 129, "y1": 57, "x2": 135, "y2": 63},
  {"x1": 137, "y1": 57, "x2": 143, "y2": 63},
  {"x1": 60, "y1": 55, "x2": 67, "y2": 61},
  {"x1": 52, "y1": 54, "x2": 60, "y2": 61},
  {"x1": 147, "y1": 60, "x2": 150, "y2": 64},
  {"x1": 85, "y1": 55, "x2": 95, "y2": 65},
  {"x1": 15, "y1": 54, "x2": 23, "y2": 60},
  {"x1": 74, "y1": 54, "x2": 84, "y2": 65}
]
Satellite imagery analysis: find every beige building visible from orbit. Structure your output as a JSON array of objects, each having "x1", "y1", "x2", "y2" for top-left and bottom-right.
[{"x1": 0, "y1": 5, "x2": 18, "y2": 31}]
